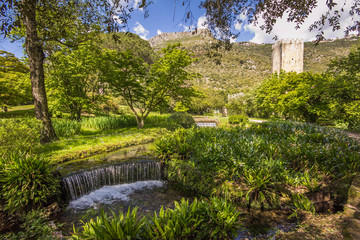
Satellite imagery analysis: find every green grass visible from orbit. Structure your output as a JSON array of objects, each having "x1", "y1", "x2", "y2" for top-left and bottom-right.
[
  {"x1": 0, "y1": 106, "x2": 170, "y2": 164},
  {"x1": 38, "y1": 126, "x2": 168, "y2": 164},
  {"x1": 0, "y1": 105, "x2": 35, "y2": 118}
]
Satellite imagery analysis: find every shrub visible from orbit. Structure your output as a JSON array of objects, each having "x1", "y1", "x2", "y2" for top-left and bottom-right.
[
  {"x1": 202, "y1": 197, "x2": 242, "y2": 239},
  {"x1": 167, "y1": 112, "x2": 195, "y2": 130},
  {"x1": 146, "y1": 199, "x2": 203, "y2": 239},
  {"x1": 73, "y1": 198, "x2": 241, "y2": 240},
  {"x1": 0, "y1": 118, "x2": 41, "y2": 157},
  {"x1": 228, "y1": 114, "x2": 249, "y2": 125},
  {"x1": 0, "y1": 153, "x2": 60, "y2": 213},
  {"x1": 52, "y1": 118, "x2": 81, "y2": 137},
  {"x1": 72, "y1": 208, "x2": 145, "y2": 240}
]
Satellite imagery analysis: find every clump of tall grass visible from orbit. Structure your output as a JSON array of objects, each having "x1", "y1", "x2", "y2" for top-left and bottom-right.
[
  {"x1": 146, "y1": 114, "x2": 169, "y2": 125},
  {"x1": 52, "y1": 118, "x2": 81, "y2": 137},
  {"x1": 81, "y1": 116, "x2": 137, "y2": 130},
  {"x1": 81, "y1": 114, "x2": 169, "y2": 130}
]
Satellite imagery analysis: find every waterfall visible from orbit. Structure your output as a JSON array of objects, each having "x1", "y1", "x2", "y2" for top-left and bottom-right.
[{"x1": 62, "y1": 160, "x2": 163, "y2": 200}]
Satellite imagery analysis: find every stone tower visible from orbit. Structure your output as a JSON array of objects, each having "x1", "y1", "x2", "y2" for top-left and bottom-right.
[{"x1": 272, "y1": 39, "x2": 304, "y2": 73}]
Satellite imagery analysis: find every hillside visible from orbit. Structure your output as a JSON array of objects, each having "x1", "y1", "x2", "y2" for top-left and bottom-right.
[{"x1": 149, "y1": 31, "x2": 360, "y2": 92}]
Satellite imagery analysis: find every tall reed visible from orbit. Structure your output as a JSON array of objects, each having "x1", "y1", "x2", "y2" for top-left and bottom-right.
[{"x1": 52, "y1": 118, "x2": 81, "y2": 137}]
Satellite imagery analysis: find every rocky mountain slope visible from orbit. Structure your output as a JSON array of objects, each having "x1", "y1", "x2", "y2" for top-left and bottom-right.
[{"x1": 149, "y1": 30, "x2": 360, "y2": 93}]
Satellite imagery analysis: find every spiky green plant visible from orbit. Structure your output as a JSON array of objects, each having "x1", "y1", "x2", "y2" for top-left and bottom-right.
[
  {"x1": 72, "y1": 207, "x2": 145, "y2": 240},
  {"x1": 0, "y1": 153, "x2": 60, "y2": 214}
]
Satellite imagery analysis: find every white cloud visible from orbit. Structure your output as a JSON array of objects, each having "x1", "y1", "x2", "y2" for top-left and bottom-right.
[
  {"x1": 133, "y1": 22, "x2": 149, "y2": 40},
  {"x1": 234, "y1": 22, "x2": 243, "y2": 31},
  {"x1": 243, "y1": 0, "x2": 359, "y2": 43},
  {"x1": 157, "y1": 29, "x2": 162, "y2": 35},
  {"x1": 197, "y1": 16, "x2": 208, "y2": 29},
  {"x1": 133, "y1": 0, "x2": 144, "y2": 11}
]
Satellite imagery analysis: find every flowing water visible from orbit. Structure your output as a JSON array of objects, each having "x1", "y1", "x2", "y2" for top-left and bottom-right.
[
  {"x1": 62, "y1": 160, "x2": 163, "y2": 200},
  {"x1": 59, "y1": 157, "x2": 196, "y2": 235},
  {"x1": 58, "y1": 147, "x2": 295, "y2": 238},
  {"x1": 60, "y1": 180, "x2": 195, "y2": 235}
]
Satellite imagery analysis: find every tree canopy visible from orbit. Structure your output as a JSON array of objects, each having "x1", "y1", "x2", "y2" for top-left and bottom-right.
[
  {"x1": 46, "y1": 41, "x2": 103, "y2": 120},
  {"x1": 0, "y1": 0, "x2": 150, "y2": 142},
  {"x1": 327, "y1": 45, "x2": 360, "y2": 127},
  {"x1": 101, "y1": 44, "x2": 199, "y2": 129},
  {"x1": 0, "y1": 50, "x2": 32, "y2": 110}
]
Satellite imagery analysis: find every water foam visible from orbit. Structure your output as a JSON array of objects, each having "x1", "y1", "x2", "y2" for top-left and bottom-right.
[{"x1": 68, "y1": 180, "x2": 164, "y2": 210}]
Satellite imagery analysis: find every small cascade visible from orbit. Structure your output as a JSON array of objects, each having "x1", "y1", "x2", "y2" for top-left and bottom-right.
[{"x1": 62, "y1": 160, "x2": 163, "y2": 200}]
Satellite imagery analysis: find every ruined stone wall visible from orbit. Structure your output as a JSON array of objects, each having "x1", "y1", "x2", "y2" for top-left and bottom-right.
[{"x1": 272, "y1": 39, "x2": 304, "y2": 73}]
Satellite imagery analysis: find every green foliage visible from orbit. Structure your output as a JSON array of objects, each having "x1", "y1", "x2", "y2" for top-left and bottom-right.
[
  {"x1": 100, "y1": 32, "x2": 155, "y2": 64},
  {"x1": 188, "y1": 87, "x2": 226, "y2": 115},
  {"x1": 203, "y1": 197, "x2": 241, "y2": 239},
  {"x1": 167, "y1": 112, "x2": 195, "y2": 130},
  {"x1": 72, "y1": 208, "x2": 145, "y2": 240},
  {"x1": 47, "y1": 41, "x2": 103, "y2": 120},
  {"x1": 101, "y1": 44, "x2": 199, "y2": 129},
  {"x1": 73, "y1": 198, "x2": 241, "y2": 240},
  {"x1": 243, "y1": 168, "x2": 279, "y2": 210},
  {"x1": 0, "y1": 118, "x2": 41, "y2": 156},
  {"x1": 81, "y1": 115, "x2": 168, "y2": 131},
  {"x1": 155, "y1": 122, "x2": 360, "y2": 209},
  {"x1": 52, "y1": 118, "x2": 82, "y2": 138},
  {"x1": 0, "y1": 50, "x2": 32, "y2": 109},
  {"x1": 0, "y1": 153, "x2": 60, "y2": 213},
  {"x1": 228, "y1": 114, "x2": 249, "y2": 125},
  {"x1": 0, "y1": 209, "x2": 63, "y2": 240},
  {"x1": 173, "y1": 101, "x2": 189, "y2": 112},
  {"x1": 327, "y1": 45, "x2": 360, "y2": 129},
  {"x1": 146, "y1": 199, "x2": 203, "y2": 239},
  {"x1": 82, "y1": 116, "x2": 137, "y2": 130},
  {"x1": 254, "y1": 71, "x2": 331, "y2": 123},
  {"x1": 146, "y1": 198, "x2": 240, "y2": 240},
  {"x1": 289, "y1": 193, "x2": 315, "y2": 220}
]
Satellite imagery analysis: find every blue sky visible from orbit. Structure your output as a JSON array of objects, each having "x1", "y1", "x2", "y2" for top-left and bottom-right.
[{"x1": 1, "y1": 0, "x2": 357, "y2": 59}]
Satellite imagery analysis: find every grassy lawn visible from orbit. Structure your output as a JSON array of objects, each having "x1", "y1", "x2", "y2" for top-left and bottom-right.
[
  {"x1": 37, "y1": 125, "x2": 168, "y2": 164},
  {"x1": 0, "y1": 105, "x2": 35, "y2": 118}
]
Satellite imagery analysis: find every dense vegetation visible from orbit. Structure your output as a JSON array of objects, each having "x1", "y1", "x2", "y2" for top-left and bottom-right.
[
  {"x1": 72, "y1": 198, "x2": 240, "y2": 239},
  {"x1": 1, "y1": 1, "x2": 359, "y2": 238},
  {"x1": 0, "y1": 50, "x2": 32, "y2": 111},
  {"x1": 155, "y1": 122, "x2": 360, "y2": 211}
]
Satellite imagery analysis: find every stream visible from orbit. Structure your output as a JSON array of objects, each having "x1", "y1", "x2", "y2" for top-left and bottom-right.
[{"x1": 57, "y1": 144, "x2": 296, "y2": 238}]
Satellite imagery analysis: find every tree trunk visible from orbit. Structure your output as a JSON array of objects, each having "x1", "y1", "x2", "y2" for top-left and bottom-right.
[
  {"x1": 21, "y1": 0, "x2": 58, "y2": 143},
  {"x1": 136, "y1": 116, "x2": 145, "y2": 129},
  {"x1": 76, "y1": 107, "x2": 82, "y2": 121}
]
